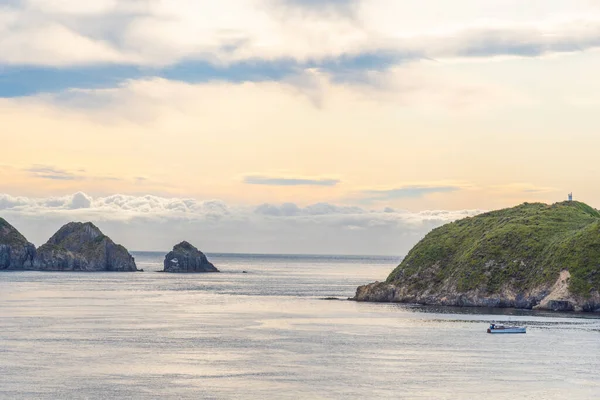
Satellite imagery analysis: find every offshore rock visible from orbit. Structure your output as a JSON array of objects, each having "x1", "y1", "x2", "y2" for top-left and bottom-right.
[
  {"x1": 34, "y1": 222, "x2": 137, "y2": 271},
  {"x1": 0, "y1": 218, "x2": 36, "y2": 270},
  {"x1": 163, "y1": 241, "x2": 219, "y2": 273},
  {"x1": 354, "y1": 201, "x2": 600, "y2": 312}
]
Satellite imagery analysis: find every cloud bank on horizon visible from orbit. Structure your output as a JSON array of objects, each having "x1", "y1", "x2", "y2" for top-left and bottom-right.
[{"x1": 0, "y1": 192, "x2": 483, "y2": 255}]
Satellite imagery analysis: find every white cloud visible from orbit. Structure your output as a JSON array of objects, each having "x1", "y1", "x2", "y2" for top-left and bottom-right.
[
  {"x1": 31, "y1": 67, "x2": 519, "y2": 120},
  {"x1": 0, "y1": 192, "x2": 483, "y2": 255},
  {"x1": 0, "y1": 10, "x2": 137, "y2": 65},
  {"x1": 243, "y1": 174, "x2": 340, "y2": 187},
  {"x1": 69, "y1": 192, "x2": 93, "y2": 209},
  {"x1": 0, "y1": 192, "x2": 235, "y2": 221},
  {"x1": 254, "y1": 202, "x2": 366, "y2": 217},
  {"x1": 2, "y1": 1, "x2": 600, "y2": 66},
  {"x1": 24, "y1": 0, "x2": 120, "y2": 15}
]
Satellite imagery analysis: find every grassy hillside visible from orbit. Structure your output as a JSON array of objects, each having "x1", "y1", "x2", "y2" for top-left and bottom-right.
[{"x1": 386, "y1": 201, "x2": 600, "y2": 298}]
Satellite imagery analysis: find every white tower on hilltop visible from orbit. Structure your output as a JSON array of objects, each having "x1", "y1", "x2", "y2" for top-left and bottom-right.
[{"x1": 568, "y1": 193, "x2": 573, "y2": 202}]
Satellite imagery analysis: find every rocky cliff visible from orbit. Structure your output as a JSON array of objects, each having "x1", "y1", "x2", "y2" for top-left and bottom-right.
[
  {"x1": 34, "y1": 222, "x2": 138, "y2": 271},
  {"x1": 0, "y1": 218, "x2": 36, "y2": 270},
  {"x1": 354, "y1": 201, "x2": 600, "y2": 312},
  {"x1": 163, "y1": 241, "x2": 218, "y2": 273}
]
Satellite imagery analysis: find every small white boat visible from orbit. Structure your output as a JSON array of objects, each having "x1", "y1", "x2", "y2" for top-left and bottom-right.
[{"x1": 487, "y1": 323, "x2": 526, "y2": 334}]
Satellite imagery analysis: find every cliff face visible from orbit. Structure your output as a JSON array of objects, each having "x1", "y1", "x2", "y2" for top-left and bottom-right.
[
  {"x1": 164, "y1": 241, "x2": 218, "y2": 273},
  {"x1": 355, "y1": 201, "x2": 600, "y2": 312},
  {"x1": 0, "y1": 218, "x2": 36, "y2": 270},
  {"x1": 34, "y1": 222, "x2": 137, "y2": 272}
]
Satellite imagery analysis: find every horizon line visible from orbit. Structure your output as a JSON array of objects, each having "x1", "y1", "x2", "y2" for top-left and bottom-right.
[{"x1": 130, "y1": 250, "x2": 404, "y2": 258}]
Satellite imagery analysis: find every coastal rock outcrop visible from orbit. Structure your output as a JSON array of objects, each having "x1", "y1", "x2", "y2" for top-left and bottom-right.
[
  {"x1": 34, "y1": 222, "x2": 137, "y2": 271},
  {"x1": 354, "y1": 201, "x2": 600, "y2": 312},
  {"x1": 163, "y1": 241, "x2": 218, "y2": 273},
  {"x1": 0, "y1": 218, "x2": 36, "y2": 270}
]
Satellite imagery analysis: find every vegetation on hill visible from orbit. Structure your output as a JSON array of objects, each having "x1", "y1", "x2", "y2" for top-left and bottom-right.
[{"x1": 386, "y1": 201, "x2": 600, "y2": 299}]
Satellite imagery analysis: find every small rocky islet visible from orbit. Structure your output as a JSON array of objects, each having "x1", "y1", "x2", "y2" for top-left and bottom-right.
[
  {"x1": 354, "y1": 201, "x2": 600, "y2": 312},
  {"x1": 163, "y1": 241, "x2": 219, "y2": 273}
]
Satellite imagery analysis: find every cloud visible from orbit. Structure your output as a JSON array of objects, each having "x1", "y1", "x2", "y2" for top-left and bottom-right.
[
  {"x1": 26, "y1": 165, "x2": 83, "y2": 180},
  {"x1": 283, "y1": 0, "x2": 355, "y2": 7},
  {"x1": 281, "y1": 0, "x2": 358, "y2": 15},
  {"x1": 1, "y1": 1, "x2": 600, "y2": 74},
  {"x1": 18, "y1": 67, "x2": 516, "y2": 122},
  {"x1": 0, "y1": 192, "x2": 233, "y2": 221},
  {"x1": 254, "y1": 202, "x2": 302, "y2": 217},
  {"x1": 243, "y1": 175, "x2": 340, "y2": 187},
  {"x1": 24, "y1": 165, "x2": 122, "y2": 182},
  {"x1": 490, "y1": 183, "x2": 557, "y2": 195},
  {"x1": 0, "y1": 191, "x2": 483, "y2": 254},
  {"x1": 69, "y1": 191, "x2": 92, "y2": 209},
  {"x1": 254, "y1": 202, "x2": 364, "y2": 216},
  {"x1": 425, "y1": 22, "x2": 600, "y2": 61},
  {"x1": 358, "y1": 185, "x2": 462, "y2": 202},
  {"x1": 0, "y1": 15, "x2": 136, "y2": 66},
  {"x1": 24, "y1": 0, "x2": 122, "y2": 15}
]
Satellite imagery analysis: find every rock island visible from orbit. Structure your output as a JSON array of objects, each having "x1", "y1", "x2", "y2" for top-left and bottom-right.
[{"x1": 163, "y1": 241, "x2": 219, "y2": 273}]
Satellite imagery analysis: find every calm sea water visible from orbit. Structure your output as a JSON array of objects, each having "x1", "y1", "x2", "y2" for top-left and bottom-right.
[{"x1": 1, "y1": 253, "x2": 599, "y2": 399}]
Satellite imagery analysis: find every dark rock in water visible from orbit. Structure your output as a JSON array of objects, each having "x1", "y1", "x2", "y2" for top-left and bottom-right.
[
  {"x1": 0, "y1": 218, "x2": 36, "y2": 270},
  {"x1": 34, "y1": 222, "x2": 137, "y2": 272},
  {"x1": 242, "y1": 270, "x2": 248, "y2": 274},
  {"x1": 163, "y1": 241, "x2": 219, "y2": 273}
]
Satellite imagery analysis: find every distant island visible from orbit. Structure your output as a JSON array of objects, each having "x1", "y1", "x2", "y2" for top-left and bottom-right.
[
  {"x1": 0, "y1": 219, "x2": 138, "y2": 271},
  {"x1": 354, "y1": 201, "x2": 600, "y2": 312},
  {"x1": 163, "y1": 241, "x2": 219, "y2": 273}
]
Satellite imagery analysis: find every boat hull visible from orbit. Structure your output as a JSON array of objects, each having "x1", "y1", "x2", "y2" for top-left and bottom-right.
[{"x1": 487, "y1": 328, "x2": 526, "y2": 334}]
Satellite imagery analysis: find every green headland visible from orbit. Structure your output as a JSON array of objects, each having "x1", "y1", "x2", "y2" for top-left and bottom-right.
[{"x1": 355, "y1": 201, "x2": 600, "y2": 312}]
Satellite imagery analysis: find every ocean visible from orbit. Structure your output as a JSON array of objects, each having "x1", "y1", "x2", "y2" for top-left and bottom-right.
[{"x1": 1, "y1": 253, "x2": 599, "y2": 399}]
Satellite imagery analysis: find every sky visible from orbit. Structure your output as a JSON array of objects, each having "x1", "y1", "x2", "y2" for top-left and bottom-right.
[{"x1": 1, "y1": 0, "x2": 600, "y2": 255}]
